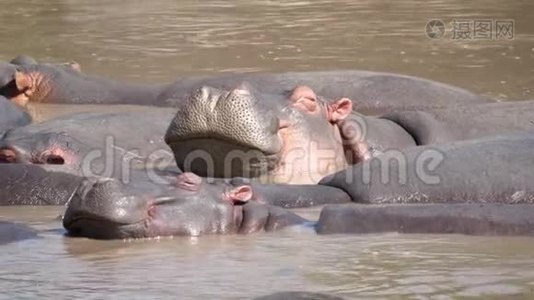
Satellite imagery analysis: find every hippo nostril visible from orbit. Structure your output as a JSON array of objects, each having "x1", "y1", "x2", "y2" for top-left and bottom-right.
[{"x1": 44, "y1": 155, "x2": 65, "y2": 165}]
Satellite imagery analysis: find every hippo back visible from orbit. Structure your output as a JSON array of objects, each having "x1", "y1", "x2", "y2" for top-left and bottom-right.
[
  {"x1": 320, "y1": 133, "x2": 534, "y2": 204},
  {"x1": 162, "y1": 70, "x2": 492, "y2": 114}
]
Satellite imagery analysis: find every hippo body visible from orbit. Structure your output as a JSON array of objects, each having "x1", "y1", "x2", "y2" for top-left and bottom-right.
[
  {"x1": 0, "y1": 222, "x2": 39, "y2": 244},
  {"x1": 343, "y1": 100, "x2": 534, "y2": 155},
  {"x1": 320, "y1": 133, "x2": 534, "y2": 204},
  {"x1": 0, "y1": 164, "x2": 83, "y2": 205},
  {"x1": 381, "y1": 100, "x2": 534, "y2": 145},
  {"x1": 317, "y1": 203, "x2": 534, "y2": 236},
  {"x1": 0, "y1": 110, "x2": 176, "y2": 174},
  {"x1": 0, "y1": 60, "x2": 491, "y2": 113},
  {"x1": 0, "y1": 96, "x2": 31, "y2": 135}
]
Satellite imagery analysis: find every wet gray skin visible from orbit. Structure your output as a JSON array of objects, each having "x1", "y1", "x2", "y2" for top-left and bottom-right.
[
  {"x1": 0, "y1": 164, "x2": 83, "y2": 205},
  {"x1": 317, "y1": 203, "x2": 534, "y2": 236},
  {"x1": 63, "y1": 172, "x2": 307, "y2": 239},
  {"x1": 320, "y1": 133, "x2": 534, "y2": 204},
  {"x1": 165, "y1": 84, "x2": 360, "y2": 184},
  {"x1": 0, "y1": 111, "x2": 176, "y2": 175},
  {"x1": 0, "y1": 95, "x2": 31, "y2": 136}
]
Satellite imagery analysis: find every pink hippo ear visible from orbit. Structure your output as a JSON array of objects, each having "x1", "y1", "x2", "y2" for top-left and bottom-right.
[
  {"x1": 225, "y1": 185, "x2": 253, "y2": 205},
  {"x1": 176, "y1": 172, "x2": 203, "y2": 191},
  {"x1": 328, "y1": 98, "x2": 353, "y2": 123}
]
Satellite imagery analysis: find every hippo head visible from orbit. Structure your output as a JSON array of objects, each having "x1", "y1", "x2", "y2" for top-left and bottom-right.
[
  {"x1": 0, "y1": 60, "x2": 81, "y2": 107},
  {"x1": 63, "y1": 172, "x2": 264, "y2": 239},
  {"x1": 0, "y1": 130, "x2": 155, "y2": 177},
  {"x1": 0, "y1": 131, "x2": 86, "y2": 167},
  {"x1": 165, "y1": 84, "x2": 368, "y2": 184}
]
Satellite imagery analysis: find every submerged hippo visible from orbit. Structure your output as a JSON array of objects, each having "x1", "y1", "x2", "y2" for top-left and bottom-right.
[
  {"x1": 0, "y1": 57, "x2": 82, "y2": 107},
  {"x1": 0, "y1": 222, "x2": 38, "y2": 245},
  {"x1": 0, "y1": 110, "x2": 176, "y2": 175},
  {"x1": 63, "y1": 172, "x2": 312, "y2": 239},
  {"x1": 0, "y1": 58, "x2": 490, "y2": 113},
  {"x1": 164, "y1": 84, "x2": 532, "y2": 184},
  {"x1": 0, "y1": 96, "x2": 31, "y2": 135},
  {"x1": 63, "y1": 169, "x2": 534, "y2": 240}
]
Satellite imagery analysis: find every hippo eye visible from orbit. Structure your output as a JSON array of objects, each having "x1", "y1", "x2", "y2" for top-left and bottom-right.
[{"x1": 43, "y1": 154, "x2": 65, "y2": 165}]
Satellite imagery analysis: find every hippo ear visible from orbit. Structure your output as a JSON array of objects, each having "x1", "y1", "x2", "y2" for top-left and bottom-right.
[
  {"x1": 328, "y1": 98, "x2": 353, "y2": 123},
  {"x1": 226, "y1": 185, "x2": 253, "y2": 205},
  {"x1": 14, "y1": 71, "x2": 32, "y2": 93}
]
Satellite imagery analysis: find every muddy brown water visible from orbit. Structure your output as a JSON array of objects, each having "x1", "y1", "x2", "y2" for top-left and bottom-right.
[{"x1": 1, "y1": 0, "x2": 534, "y2": 299}]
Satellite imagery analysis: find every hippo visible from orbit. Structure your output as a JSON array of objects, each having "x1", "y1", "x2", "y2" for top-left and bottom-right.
[
  {"x1": 164, "y1": 84, "x2": 532, "y2": 184},
  {"x1": 63, "y1": 171, "x2": 534, "y2": 240},
  {"x1": 10, "y1": 55, "x2": 82, "y2": 74},
  {"x1": 0, "y1": 96, "x2": 31, "y2": 135},
  {"x1": 319, "y1": 133, "x2": 534, "y2": 204},
  {"x1": 316, "y1": 203, "x2": 534, "y2": 236},
  {"x1": 0, "y1": 221, "x2": 38, "y2": 245},
  {"x1": 0, "y1": 57, "x2": 82, "y2": 107},
  {"x1": 0, "y1": 110, "x2": 176, "y2": 175},
  {"x1": 63, "y1": 172, "x2": 311, "y2": 239},
  {"x1": 0, "y1": 164, "x2": 83, "y2": 205},
  {"x1": 0, "y1": 58, "x2": 490, "y2": 113}
]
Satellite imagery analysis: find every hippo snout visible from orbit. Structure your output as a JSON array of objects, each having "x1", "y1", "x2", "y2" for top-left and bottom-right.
[
  {"x1": 164, "y1": 85, "x2": 284, "y2": 177},
  {"x1": 63, "y1": 178, "x2": 149, "y2": 238},
  {"x1": 165, "y1": 85, "x2": 282, "y2": 153}
]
